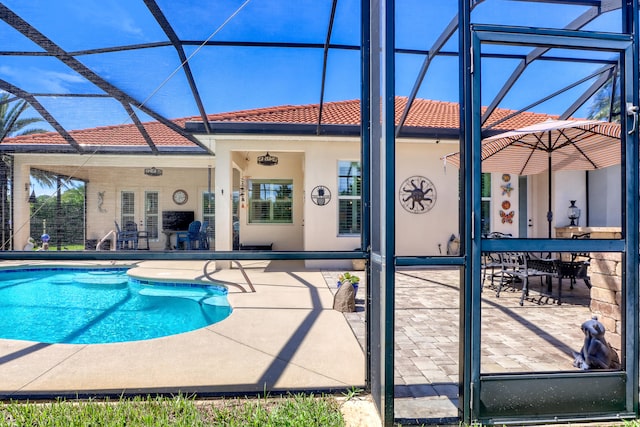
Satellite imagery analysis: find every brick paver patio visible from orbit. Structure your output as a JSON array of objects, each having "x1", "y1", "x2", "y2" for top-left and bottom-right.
[{"x1": 325, "y1": 267, "x2": 595, "y2": 422}]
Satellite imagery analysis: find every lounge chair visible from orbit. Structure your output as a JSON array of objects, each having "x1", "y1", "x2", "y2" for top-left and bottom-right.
[
  {"x1": 115, "y1": 220, "x2": 138, "y2": 250},
  {"x1": 176, "y1": 220, "x2": 201, "y2": 250}
]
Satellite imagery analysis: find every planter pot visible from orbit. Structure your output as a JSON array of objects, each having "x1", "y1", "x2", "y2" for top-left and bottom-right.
[{"x1": 337, "y1": 280, "x2": 358, "y2": 298}]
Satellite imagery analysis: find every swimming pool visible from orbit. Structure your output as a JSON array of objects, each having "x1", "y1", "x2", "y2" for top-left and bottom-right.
[{"x1": 0, "y1": 267, "x2": 232, "y2": 344}]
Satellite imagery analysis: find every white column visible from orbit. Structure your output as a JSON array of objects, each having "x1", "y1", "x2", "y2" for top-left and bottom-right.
[
  {"x1": 13, "y1": 158, "x2": 31, "y2": 250},
  {"x1": 214, "y1": 146, "x2": 232, "y2": 268}
]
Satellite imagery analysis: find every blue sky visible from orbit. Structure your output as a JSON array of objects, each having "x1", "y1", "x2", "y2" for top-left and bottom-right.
[{"x1": 0, "y1": 0, "x2": 624, "y2": 132}]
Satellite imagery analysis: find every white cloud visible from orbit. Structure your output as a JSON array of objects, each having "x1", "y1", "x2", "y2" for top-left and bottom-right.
[
  {"x1": 115, "y1": 17, "x2": 144, "y2": 38},
  {"x1": 0, "y1": 65, "x2": 93, "y2": 94},
  {"x1": 43, "y1": 70, "x2": 86, "y2": 85},
  {"x1": 76, "y1": 1, "x2": 144, "y2": 38},
  {"x1": 0, "y1": 65, "x2": 19, "y2": 79}
]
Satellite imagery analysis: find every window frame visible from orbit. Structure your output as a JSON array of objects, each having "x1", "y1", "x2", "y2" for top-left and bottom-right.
[
  {"x1": 247, "y1": 179, "x2": 293, "y2": 224},
  {"x1": 202, "y1": 190, "x2": 215, "y2": 240},
  {"x1": 337, "y1": 160, "x2": 361, "y2": 236},
  {"x1": 120, "y1": 191, "x2": 135, "y2": 229},
  {"x1": 480, "y1": 173, "x2": 491, "y2": 236},
  {"x1": 144, "y1": 191, "x2": 159, "y2": 240}
]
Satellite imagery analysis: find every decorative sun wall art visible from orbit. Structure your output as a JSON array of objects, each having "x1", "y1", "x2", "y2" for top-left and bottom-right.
[{"x1": 399, "y1": 175, "x2": 436, "y2": 214}]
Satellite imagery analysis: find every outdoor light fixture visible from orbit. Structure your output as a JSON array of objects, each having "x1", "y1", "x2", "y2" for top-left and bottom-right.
[
  {"x1": 567, "y1": 200, "x2": 581, "y2": 226},
  {"x1": 257, "y1": 152, "x2": 278, "y2": 166},
  {"x1": 144, "y1": 167, "x2": 163, "y2": 176},
  {"x1": 25, "y1": 183, "x2": 36, "y2": 203}
]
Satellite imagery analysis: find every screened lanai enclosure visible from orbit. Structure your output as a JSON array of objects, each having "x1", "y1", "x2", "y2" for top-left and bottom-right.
[{"x1": 0, "y1": 1, "x2": 638, "y2": 425}]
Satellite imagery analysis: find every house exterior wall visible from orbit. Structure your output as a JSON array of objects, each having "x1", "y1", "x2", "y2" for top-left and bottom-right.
[
  {"x1": 12, "y1": 138, "x2": 623, "y2": 257},
  {"x1": 587, "y1": 166, "x2": 621, "y2": 227},
  {"x1": 237, "y1": 151, "x2": 304, "y2": 251},
  {"x1": 525, "y1": 166, "x2": 620, "y2": 238},
  {"x1": 213, "y1": 137, "x2": 307, "y2": 252},
  {"x1": 554, "y1": 170, "x2": 587, "y2": 230},
  {"x1": 14, "y1": 154, "x2": 216, "y2": 251},
  {"x1": 302, "y1": 137, "x2": 460, "y2": 268},
  {"x1": 10, "y1": 137, "x2": 488, "y2": 258},
  {"x1": 395, "y1": 141, "x2": 460, "y2": 256},
  {"x1": 304, "y1": 138, "x2": 361, "y2": 269},
  {"x1": 83, "y1": 167, "x2": 215, "y2": 250},
  {"x1": 214, "y1": 134, "x2": 460, "y2": 268},
  {"x1": 490, "y1": 172, "x2": 519, "y2": 237}
]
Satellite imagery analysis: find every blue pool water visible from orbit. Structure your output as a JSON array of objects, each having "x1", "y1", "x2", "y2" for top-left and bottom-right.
[{"x1": 0, "y1": 268, "x2": 232, "y2": 344}]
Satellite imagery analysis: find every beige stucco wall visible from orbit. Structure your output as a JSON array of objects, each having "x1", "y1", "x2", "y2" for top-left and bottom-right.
[
  {"x1": 304, "y1": 137, "x2": 360, "y2": 269},
  {"x1": 86, "y1": 166, "x2": 212, "y2": 250},
  {"x1": 395, "y1": 141, "x2": 460, "y2": 257},
  {"x1": 213, "y1": 134, "x2": 460, "y2": 267},
  {"x1": 213, "y1": 138, "x2": 306, "y2": 251},
  {"x1": 236, "y1": 151, "x2": 305, "y2": 251},
  {"x1": 490, "y1": 172, "x2": 519, "y2": 237},
  {"x1": 14, "y1": 136, "x2": 462, "y2": 260},
  {"x1": 303, "y1": 137, "x2": 460, "y2": 268},
  {"x1": 12, "y1": 134, "x2": 625, "y2": 266},
  {"x1": 14, "y1": 154, "x2": 216, "y2": 251}
]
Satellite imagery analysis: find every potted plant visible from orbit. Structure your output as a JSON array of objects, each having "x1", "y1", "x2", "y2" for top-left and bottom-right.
[{"x1": 337, "y1": 272, "x2": 360, "y2": 297}]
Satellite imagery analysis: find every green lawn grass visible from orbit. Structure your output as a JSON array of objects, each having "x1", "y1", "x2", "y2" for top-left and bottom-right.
[
  {"x1": 28, "y1": 243, "x2": 85, "y2": 251},
  {"x1": 47, "y1": 244, "x2": 85, "y2": 251},
  {"x1": 0, "y1": 394, "x2": 345, "y2": 427}
]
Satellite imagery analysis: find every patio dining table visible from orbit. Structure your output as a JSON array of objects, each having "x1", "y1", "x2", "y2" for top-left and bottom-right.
[{"x1": 524, "y1": 255, "x2": 590, "y2": 305}]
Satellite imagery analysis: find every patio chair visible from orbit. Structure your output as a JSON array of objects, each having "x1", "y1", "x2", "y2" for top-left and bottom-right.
[
  {"x1": 552, "y1": 233, "x2": 592, "y2": 303},
  {"x1": 496, "y1": 252, "x2": 557, "y2": 306},
  {"x1": 176, "y1": 220, "x2": 201, "y2": 250},
  {"x1": 481, "y1": 232, "x2": 512, "y2": 290},
  {"x1": 198, "y1": 221, "x2": 210, "y2": 250},
  {"x1": 569, "y1": 233, "x2": 592, "y2": 289},
  {"x1": 115, "y1": 220, "x2": 138, "y2": 250}
]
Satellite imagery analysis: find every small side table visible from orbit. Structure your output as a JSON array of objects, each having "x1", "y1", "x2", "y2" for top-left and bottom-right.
[
  {"x1": 161, "y1": 230, "x2": 176, "y2": 250},
  {"x1": 137, "y1": 231, "x2": 150, "y2": 250}
]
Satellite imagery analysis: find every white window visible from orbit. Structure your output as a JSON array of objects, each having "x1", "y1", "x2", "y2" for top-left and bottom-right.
[
  {"x1": 202, "y1": 191, "x2": 215, "y2": 239},
  {"x1": 144, "y1": 191, "x2": 159, "y2": 239},
  {"x1": 248, "y1": 180, "x2": 293, "y2": 224},
  {"x1": 120, "y1": 191, "x2": 135, "y2": 228},
  {"x1": 338, "y1": 161, "x2": 361, "y2": 235},
  {"x1": 481, "y1": 173, "x2": 491, "y2": 235}
]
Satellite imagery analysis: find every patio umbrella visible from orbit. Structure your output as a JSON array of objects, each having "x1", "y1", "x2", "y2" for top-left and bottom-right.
[{"x1": 443, "y1": 119, "x2": 621, "y2": 237}]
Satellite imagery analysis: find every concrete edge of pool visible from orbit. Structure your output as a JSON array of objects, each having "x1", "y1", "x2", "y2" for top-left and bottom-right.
[{"x1": 0, "y1": 260, "x2": 365, "y2": 398}]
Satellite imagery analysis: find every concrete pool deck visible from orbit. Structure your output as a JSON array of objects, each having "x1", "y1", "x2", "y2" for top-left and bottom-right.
[
  {"x1": 0, "y1": 260, "x2": 365, "y2": 398},
  {"x1": 0, "y1": 259, "x2": 599, "y2": 425}
]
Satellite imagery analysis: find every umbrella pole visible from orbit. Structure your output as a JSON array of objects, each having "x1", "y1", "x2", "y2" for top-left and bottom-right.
[{"x1": 547, "y1": 149, "x2": 552, "y2": 239}]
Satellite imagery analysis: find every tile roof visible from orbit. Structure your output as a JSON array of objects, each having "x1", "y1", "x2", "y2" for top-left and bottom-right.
[
  {"x1": 5, "y1": 98, "x2": 559, "y2": 150},
  {"x1": 185, "y1": 97, "x2": 559, "y2": 130}
]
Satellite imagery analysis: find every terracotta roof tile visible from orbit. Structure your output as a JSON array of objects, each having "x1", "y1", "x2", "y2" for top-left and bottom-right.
[
  {"x1": 5, "y1": 98, "x2": 560, "y2": 148},
  {"x1": 6, "y1": 120, "x2": 194, "y2": 147},
  {"x1": 193, "y1": 97, "x2": 559, "y2": 130}
]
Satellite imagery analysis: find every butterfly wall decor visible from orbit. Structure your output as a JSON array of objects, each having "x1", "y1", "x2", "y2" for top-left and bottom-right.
[{"x1": 500, "y1": 210, "x2": 514, "y2": 224}]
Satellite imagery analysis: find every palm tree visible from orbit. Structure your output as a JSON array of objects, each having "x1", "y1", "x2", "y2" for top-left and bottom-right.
[
  {"x1": 0, "y1": 92, "x2": 47, "y2": 140},
  {"x1": 0, "y1": 92, "x2": 48, "y2": 249},
  {"x1": 0, "y1": 93, "x2": 56, "y2": 187},
  {"x1": 587, "y1": 76, "x2": 620, "y2": 123}
]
